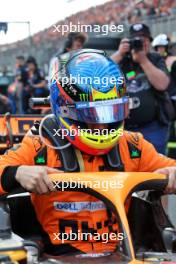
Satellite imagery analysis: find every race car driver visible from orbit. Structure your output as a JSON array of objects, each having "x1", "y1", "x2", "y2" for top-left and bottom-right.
[{"x1": 0, "y1": 49, "x2": 176, "y2": 256}]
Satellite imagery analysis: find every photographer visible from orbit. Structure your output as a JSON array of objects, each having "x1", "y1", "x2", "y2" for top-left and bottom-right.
[{"x1": 111, "y1": 23, "x2": 170, "y2": 154}]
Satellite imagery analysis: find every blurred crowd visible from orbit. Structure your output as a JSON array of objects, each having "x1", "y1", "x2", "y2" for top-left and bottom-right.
[
  {"x1": 36, "y1": 0, "x2": 176, "y2": 42},
  {"x1": 31, "y1": 0, "x2": 176, "y2": 45},
  {"x1": 0, "y1": 33, "x2": 87, "y2": 115},
  {"x1": 126, "y1": 0, "x2": 176, "y2": 23},
  {"x1": 1, "y1": 0, "x2": 176, "y2": 57},
  {"x1": 0, "y1": 56, "x2": 49, "y2": 114},
  {"x1": 64, "y1": 0, "x2": 176, "y2": 26}
]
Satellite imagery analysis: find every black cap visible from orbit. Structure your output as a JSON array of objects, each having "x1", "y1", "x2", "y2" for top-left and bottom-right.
[{"x1": 129, "y1": 23, "x2": 153, "y2": 41}]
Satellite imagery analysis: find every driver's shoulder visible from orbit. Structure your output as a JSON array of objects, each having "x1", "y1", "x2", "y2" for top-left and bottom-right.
[
  {"x1": 119, "y1": 130, "x2": 143, "y2": 145},
  {"x1": 22, "y1": 121, "x2": 44, "y2": 153}
]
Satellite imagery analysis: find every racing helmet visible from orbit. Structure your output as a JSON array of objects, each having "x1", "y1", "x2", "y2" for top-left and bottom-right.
[
  {"x1": 152, "y1": 34, "x2": 169, "y2": 49},
  {"x1": 49, "y1": 49, "x2": 129, "y2": 155}
]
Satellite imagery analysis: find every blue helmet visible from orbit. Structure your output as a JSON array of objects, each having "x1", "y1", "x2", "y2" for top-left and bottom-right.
[{"x1": 49, "y1": 49, "x2": 128, "y2": 155}]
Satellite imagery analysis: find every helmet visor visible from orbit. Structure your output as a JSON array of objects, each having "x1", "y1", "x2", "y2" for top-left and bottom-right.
[{"x1": 59, "y1": 97, "x2": 129, "y2": 124}]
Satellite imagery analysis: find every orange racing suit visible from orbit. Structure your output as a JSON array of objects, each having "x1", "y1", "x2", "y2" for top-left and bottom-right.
[{"x1": 0, "y1": 128, "x2": 176, "y2": 254}]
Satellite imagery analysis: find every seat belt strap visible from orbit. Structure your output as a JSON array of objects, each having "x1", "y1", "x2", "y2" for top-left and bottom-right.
[
  {"x1": 41, "y1": 115, "x2": 80, "y2": 172},
  {"x1": 103, "y1": 144, "x2": 124, "y2": 171},
  {"x1": 75, "y1": 149, "x2": 85, "y2": 172}
]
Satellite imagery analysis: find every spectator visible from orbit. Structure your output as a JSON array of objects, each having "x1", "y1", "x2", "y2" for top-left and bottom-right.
[
  {"x1": 15, "y1": 56, "x2": 28, "y2": 85},
  {"x1": 0, "y1": 66, "x2": 13, "y2": 96},
  {"x1": 147, "y1": 2, "x2": 157, "y2": 16},
  {"x1": 159, "y1": 2, "x2": 171, "y2": 16},
  {"x1": 0, "y1": 66, "x2": 14, "y2": 113},
  {"x1": 26, "y1": 57, "x2": 47, "y2": 97},
  {"x1": 15, "y1": 56, "x2": 28, "y2": 114},
  {"x1": 171, "y1": 0, "x2": 176, "y2": 15},
  {"x1": 25, "y1": 56, "x2": 48, "y2": 113},
  {"x1": 152, "y1": 34, "x2": 176, "y2": 71},
  {"x1": 111, "y1": 23, "x2": 170, "y2": 154},
  {"x1": 62, "y1": 32, "x2": 87, "y2": 53}
]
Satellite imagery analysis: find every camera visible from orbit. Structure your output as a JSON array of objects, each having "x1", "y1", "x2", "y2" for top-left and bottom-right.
[{"x1": 129, "y1": 37, "x2": 143, "y2": 51}]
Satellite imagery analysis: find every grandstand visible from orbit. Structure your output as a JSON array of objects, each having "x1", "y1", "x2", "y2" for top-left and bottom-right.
[{"x1": 0, "y1": 0, "x2": 176, "y2": 71}]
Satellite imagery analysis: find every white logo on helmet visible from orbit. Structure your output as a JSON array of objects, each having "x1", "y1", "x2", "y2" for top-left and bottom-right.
[{"x1": 133, "y1": 24, "x2": 143, "y2": 31}]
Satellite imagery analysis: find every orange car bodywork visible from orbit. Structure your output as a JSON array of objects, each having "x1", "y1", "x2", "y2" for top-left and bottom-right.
[
  {"x1": 0, "y1": 115, "x2": 42, "y2": 135},
  {"x1": 0, "y1": 171, "x2": 167, "y2": 263},
  {"x1": 48, "y1": 171, "x2": 168, "y2": 263},
  {"x1": 0, "y1": 115, "x2": 42, "y2": 149}
]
